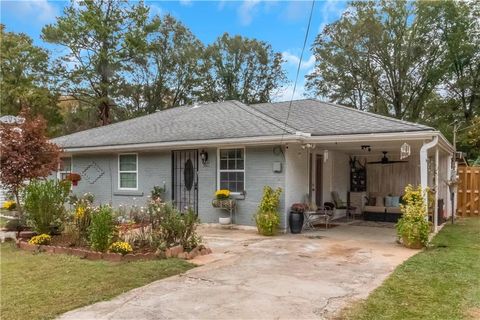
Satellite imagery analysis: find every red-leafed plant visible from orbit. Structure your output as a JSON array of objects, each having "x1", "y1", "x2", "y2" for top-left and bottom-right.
[{"x1": 0, "y1": 109, "x2": 60, "y2": 213}]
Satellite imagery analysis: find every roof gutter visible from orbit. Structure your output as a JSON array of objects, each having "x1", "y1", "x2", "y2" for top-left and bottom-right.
[{"x1": 60, "y1": 134, "x2": 305, "y2": 154}]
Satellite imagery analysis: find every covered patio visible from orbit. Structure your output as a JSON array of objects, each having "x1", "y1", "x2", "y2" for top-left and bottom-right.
[{"x1": 285, "y1": 132, "x2": 455, "y2": 233}]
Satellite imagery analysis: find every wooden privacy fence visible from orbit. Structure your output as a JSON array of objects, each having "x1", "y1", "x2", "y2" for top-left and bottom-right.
[{"x1": 457, "y1": 165, "x2": 480, "y2": 216}]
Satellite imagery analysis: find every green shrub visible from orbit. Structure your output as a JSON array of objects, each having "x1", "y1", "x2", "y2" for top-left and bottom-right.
[
  {"x1": 4, "y1": 218, "x2": 26, "y2": 231},
  {"x1": 88, "y1": 205, "x2": 115, "y2": 252},
  {"x1": 72, "y1": 193, "x2": 95, "y2": 241},
  {"x1": 22, "y1": 179, "x2": 71, "y2": 234},
  {"x1": 254, "y1": 186, "x2": 282, "y2": 236},
  {"x1": 157, "y1": 203, "x2": 200, "y2": 250},
  {"x1": 396, "y1": 184, "x2": 431, "y2": 248}
]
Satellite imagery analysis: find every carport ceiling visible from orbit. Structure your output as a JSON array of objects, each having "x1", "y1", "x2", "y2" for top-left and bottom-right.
[{"x1": 315, "y1": 140, "x2": 424, "y2": 156}]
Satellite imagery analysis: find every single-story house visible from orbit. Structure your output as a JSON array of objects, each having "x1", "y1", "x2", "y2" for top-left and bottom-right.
[{"x1": 52, "y1": 99, "x2": 455, "y2": 231}]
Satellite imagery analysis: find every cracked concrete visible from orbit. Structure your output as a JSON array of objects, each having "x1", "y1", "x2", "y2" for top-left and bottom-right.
[{"x1": 58, "y1": 224, "x2": 418, "y2": 320}]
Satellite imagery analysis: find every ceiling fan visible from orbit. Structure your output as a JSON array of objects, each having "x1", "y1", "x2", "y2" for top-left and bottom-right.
[{"x1": 367, "y1": 151, "x2": 408, "y2": 165}]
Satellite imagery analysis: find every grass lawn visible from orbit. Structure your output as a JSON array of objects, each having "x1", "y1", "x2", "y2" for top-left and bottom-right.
[
  {"x1": 343, "y1": 217, "x2": 480, "y2": 320},
  {"x1": 0, "y1": 243, "x2": 194, "y2": 320}
]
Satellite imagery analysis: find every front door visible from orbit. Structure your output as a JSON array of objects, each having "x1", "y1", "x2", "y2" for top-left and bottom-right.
[{"x1": 172, "y1": 150, "x2": 198, "y2": 213}]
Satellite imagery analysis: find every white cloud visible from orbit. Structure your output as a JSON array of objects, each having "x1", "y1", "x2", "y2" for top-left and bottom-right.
[
  {"x1": 282, "y1": 52, "x2": 316, "y2": 70},
  {"x1": 237, "y1": 0, "x2": 261, "y2": 26},
  {"x1": 274, "y1": 83, "x2": 306, "y2": 102},
  {"x1": 7, "y1": 0, "x2": 58, "y2": 24},
  {"x1": 318, "y1": 0, "x2": 346, "y2": 33}
]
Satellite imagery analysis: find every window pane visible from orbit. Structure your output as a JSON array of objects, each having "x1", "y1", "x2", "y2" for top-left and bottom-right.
[
  {"x1": 237, "y1": 172, "x2": 244, "y2": 181},
  {"x1": 60, "y1": 158, "x2": 71, "y2": 171},
  {"x1": 228, "y1": 181, "x2": 237, "y2": 192},
  {"x1": 236, "y1": 182, "x2": 244, "y2": 192},
  {"x1": 227, "y1": 149, "x2": 236, "y2": 158},
  {"x1": 236, "y1": 149, "x2": 243, "y2": 159},
  {"x1": 120, "y1": 172, "x2": 137, "y2": 188},
  {"x1": 220, "y1": 160, "x2": 228, "y2": 170},
  {"x1": 220, "y1": 181, "x2": 228, "y2": 190},
  {"x1": 228, "y1": 160, "x2": 236, "y2": 170},
  {"x1": 120, "y1": 155, "x2": 136, "y2": 171},
  {"x1": 220, "y1": 172, "x2": 228, "y2": 181},
  {"x1": 236, "y1": 160, "x2": 244, "y2": 169},
  {"x1": 220, "y1": 150, "x2": 228, "y2": 159}
]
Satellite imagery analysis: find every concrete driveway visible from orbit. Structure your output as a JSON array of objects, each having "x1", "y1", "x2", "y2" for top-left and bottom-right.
[{"x1": 59, "y1": 224, "x2": 418, "y2": 320}]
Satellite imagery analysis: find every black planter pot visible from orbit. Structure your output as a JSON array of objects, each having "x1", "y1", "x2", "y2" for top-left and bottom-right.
[{"x1": 289, "y1": 211, "x2": 304, "y2": 234}]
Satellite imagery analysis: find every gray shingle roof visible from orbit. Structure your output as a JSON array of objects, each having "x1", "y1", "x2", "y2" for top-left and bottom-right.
[
  {"x1": 250, "y1": 99, "x2": 433, "y2": 136},
  {"x1": 52, "y1": 100, "x2": 296, "y2": 149},
  {"x1": 53, "y1": 99, "x2": 434, "y2": 149}
]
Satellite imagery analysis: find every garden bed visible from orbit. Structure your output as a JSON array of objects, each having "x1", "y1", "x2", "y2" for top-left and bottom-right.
[{"x1": 16, "y1": 239, "x2": 212, "y2": 261}]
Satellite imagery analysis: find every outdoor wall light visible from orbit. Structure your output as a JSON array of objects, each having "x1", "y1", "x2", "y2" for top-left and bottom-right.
[{"x1": 200, "y1": 149, "x2": 209, "y2": 166}]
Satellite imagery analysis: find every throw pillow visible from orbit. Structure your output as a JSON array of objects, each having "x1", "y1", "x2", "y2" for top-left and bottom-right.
[
  {"x1": 391, "y1": 196, "x2": 400, "y2": 207},
  {"x1": 376, "y1": 196, "x2": 384, "y2": 207},
  {"x1": 385, "y1": 196, "x2": 393, "y2": 207}
]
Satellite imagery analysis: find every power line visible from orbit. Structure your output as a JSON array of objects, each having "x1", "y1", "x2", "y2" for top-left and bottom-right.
[{"x1": 281, "y1": 0, "x2": 316, "y2": 143}]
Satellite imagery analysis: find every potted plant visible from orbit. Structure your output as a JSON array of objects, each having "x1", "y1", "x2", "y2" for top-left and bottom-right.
[
  {"x1": 396, "y1": 185, "x2": 431, "y2": 249},
  {"x1": 254, "y1": 186, "x2": 282, "y2": 236},
  {"x1": 212, "y1": 190, "x2": 234, "y2": 225},
  {"x1": 65, "y1": 173, "x2": 81, "y2": 186},
  {"x1": 289, "y1": 203, "x2": 306, "y2": 234}
]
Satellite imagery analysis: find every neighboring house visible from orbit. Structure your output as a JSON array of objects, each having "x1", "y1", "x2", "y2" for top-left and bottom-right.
[{"x1": 52, "y1": 99, "x2": 455, "y2": 231}]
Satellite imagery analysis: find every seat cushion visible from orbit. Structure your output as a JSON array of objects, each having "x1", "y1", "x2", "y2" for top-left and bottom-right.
[
  {"x1": 391, "y1": 196, "x2": 400, "y2": 207},
  {"x1": 386, "y1": 206, "x2": 402, "y2": 214},
  {"x1": 364, "y1": 206, "x2": 386, "y2": 213}
]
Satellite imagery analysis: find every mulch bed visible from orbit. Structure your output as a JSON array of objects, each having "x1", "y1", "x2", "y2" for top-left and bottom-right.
[{"x1": 16, "y1": 236, "x2": 212, "y2": 262}]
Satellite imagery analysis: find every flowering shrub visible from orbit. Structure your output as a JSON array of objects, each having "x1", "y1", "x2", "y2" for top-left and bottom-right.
[
  {"x1": 254, "y1": 186, "x2": 282, "y2": 236},
  {"x1": 71, "y1": 193, "x2": 95, "y2": 243},
  {"x1": 109, "y1": 241, "x2": 133, "y2": 255},
  {"x1": 396, "y1": 185, "x2": 431, "y2": 248},
  {"x1": 2, "y1": 200, "x2": 16, "y2": 210},
  {"x1": 28, "y1": 234, "x2": 51, "y2": 245},
  {"x1": 215, "y1": 189, "x2": 230, "y2": 200}
]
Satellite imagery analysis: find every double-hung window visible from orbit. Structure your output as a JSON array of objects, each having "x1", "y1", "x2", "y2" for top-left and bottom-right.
[
  {"x1": 118, "y1": 154, "x2": 138, "y2": 190},
  {"x1": 218, "y1": 148, "x2": 245, "y2": 193},
  {"x1": 58, "y1": 157, "x2": 72, "y2": 180}
]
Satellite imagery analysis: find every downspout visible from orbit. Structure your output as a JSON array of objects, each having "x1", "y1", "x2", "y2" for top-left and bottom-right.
[{"x1": 420, "y1": 136, "x2": 438, "y2": 219}]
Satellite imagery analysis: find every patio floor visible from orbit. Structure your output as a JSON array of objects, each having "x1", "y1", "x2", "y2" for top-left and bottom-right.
[{"x1": 59, "y1": 224, "x2": 419, "y2": 320}]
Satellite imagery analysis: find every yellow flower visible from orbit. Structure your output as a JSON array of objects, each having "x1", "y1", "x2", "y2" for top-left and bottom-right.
[
  {"x1": 75, "y1": 206, "x2": 86, "y2": 219},
  {"x1": 29, "y1": 234, "x2": 51, "y2": 245},
  {"x1": 215, "y1": 189, "x2": 230, "y2": 199},
  {"x1": 2, "y1": 200, "x2": 16, "y2": 210},
  {"x1": 109, "y1": 241, "x2": 133, "y2": 255}
]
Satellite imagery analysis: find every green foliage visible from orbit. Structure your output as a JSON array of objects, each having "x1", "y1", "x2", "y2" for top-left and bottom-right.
[
  {"x1": 41, "y1": 0, "x2": 156, "y2": 125},
  {"x1": 157, "y1": 203, "x2": 200, "y2": 250},
  {"x1": 254, "y1": 186, "x2": 282, "y2": 236},
  {"x1": 343, "y1": 218, "x2": 480, "y2": 320},
  {"x1": 72, "y1": 193, "x2": 95, "y2": 243},
  {"x1": 150, "y1": 185, "x2": 166, "y2": 201},
  {"x1": 88, "y1": 205, "x2": 115, "y2": 252},
  {"x1": 396, "y1": 185, "x2": 431, "y2": 248},
  {"x1": 202, "y1": 33, "x2": 286, "y2": 104},
  {"x1": 4, "y1": 218, "x2": 26, "y2": 232},
  {"x1": 22, "y1": 179, "x2": 71, "y2": 234},
  {"x1": 0, "y1": 25, "x2": 62, "y2": 136}
]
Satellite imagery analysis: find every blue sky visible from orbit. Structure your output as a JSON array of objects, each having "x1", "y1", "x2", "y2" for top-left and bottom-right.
[{"x1": 1, "y1": 0, "x2": 346, "y2": 101}]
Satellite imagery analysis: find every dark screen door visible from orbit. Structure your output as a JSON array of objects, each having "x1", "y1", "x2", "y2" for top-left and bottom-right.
[{"x1": 172, "y1": 150, "x2": 198, "y2": 213}]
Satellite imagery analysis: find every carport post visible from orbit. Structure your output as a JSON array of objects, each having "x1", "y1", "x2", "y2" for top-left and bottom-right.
[
  {"x1": 434, "y1": 147, "x2": 439, "y2": 232},
  {"x1": 420, "y1": 136, "x2": 438, "y2": 219}
]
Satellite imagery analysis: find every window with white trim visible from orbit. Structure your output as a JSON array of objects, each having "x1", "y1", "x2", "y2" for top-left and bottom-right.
[
  {"x1": 218, "y1": 148, "x2": 245, "y2": 193},
  {"x1": 58, "y1": 157, "x2": 72, "y2": 180},
  {"x1": 118, "y1": 154, "x2": 138, "y2": 189}
]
